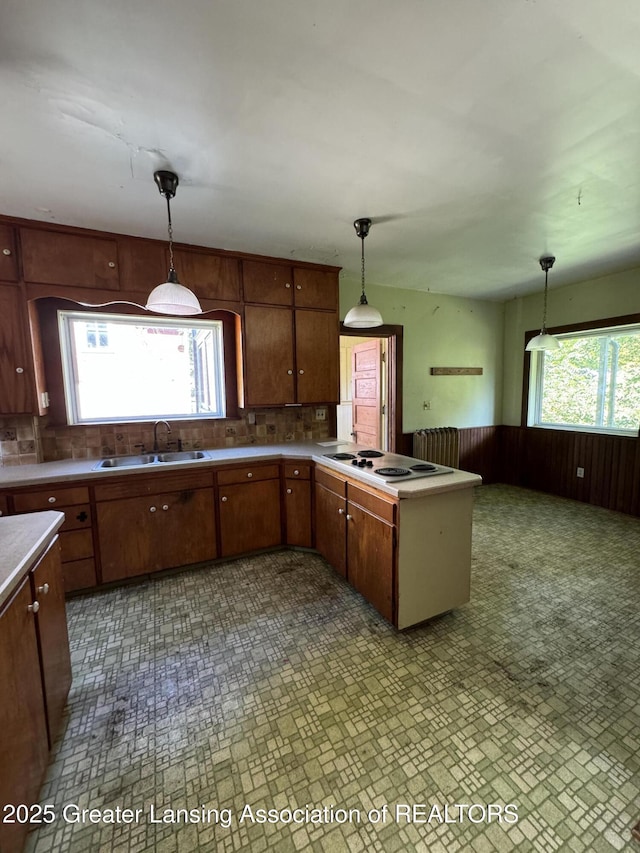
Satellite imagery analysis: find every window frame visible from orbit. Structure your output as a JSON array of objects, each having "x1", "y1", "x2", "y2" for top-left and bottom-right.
[
  {"x1": 35, "y1": 298, "x2": 240, "y2": 425},
  {"x1": 522, "y1": 312, "x2": 640, "y2": 436}
]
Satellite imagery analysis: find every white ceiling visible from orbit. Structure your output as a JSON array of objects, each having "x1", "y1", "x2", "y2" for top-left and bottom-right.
[{"x1": 2, "y1": 0, "x2": 640, "y2": 301}]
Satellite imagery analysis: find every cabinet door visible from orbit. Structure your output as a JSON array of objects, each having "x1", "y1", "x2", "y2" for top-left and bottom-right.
[
  {"x1": 0, "y1": 577, "x2": 49, "y2": 853},
  {"x1": 293, "y1": 267, "x2": 338, "y2": 310},
  {"x1": 0, "y1": 285, "x2": 33, "y2": 413},
  {"x1": 218, "y1": 478, "x2": 281, "y2": 557},
  {"x1": 295, "y1": 309, "x2": 339, "y2": 403},
  {"x1": 244, "y1": 305, "x2": 295, "y2": 405},
  {"x1": 346, "y1": 503, "x2": 395, "y2": 623},
  {"x1": 97, "y1": 494, "x2": 158, "y2": 581},
  {"x1": 158, "y1": 488, "x2": 217, "y2": 569},
  {"x1": 0, "y1": 223, "x2": 19, "y2": 281},
  {"x1": 284, "y1": 479, "x2": 312, "y2": 547},
  {"x1": 20, "y1": 227, "x2": 120, "y2": 289},
  {"x1": 314, "y1": 482, "x2": 347, "y2": 577},
  {"x1": 117, "y1": 237, "x2": 168, "y2": 294},
  {"x1": 31, "y1": 538, "x2": 72, "y2": 747},
  {"x1": 173, "y1": 249, "x2": 241, "y2": 302},
  {"x1": 242, "y1": 260, "x2": 293, "y2": 305}
]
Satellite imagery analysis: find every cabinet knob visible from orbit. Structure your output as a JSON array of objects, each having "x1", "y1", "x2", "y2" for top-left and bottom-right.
[
  {"x1": 2, "y1": 248, "x2": 11, "y2": 256},
  {"x1": 162, "y1": 504, "x2": 169, "y2": 511},
  {"x1": 37, "y1": 583, "x2": 50, "y2": 595},
  {"x1": 287, "y1": 369, "x2": 293, "y2": 375},
  {"x1": 286, "y1": 488, "x2": 292, "y2": 494},
  {"x1": 28, "y1": 601, "x2": 40, "y2": 613},
  {"x1": 108, "y1": 261, "x2": 116, "y2": 268},
  {"x1": 48, "y1": 496, "x2": 56, "y2": 503},
  {"x1": 346, "y1": 514, "x2": 353, "y2": 521},
  {"x1": 247, "y1": 472, "x2": 253, "y2": 478},
  {"x1": 293, "y1": 469, "x2": 300, "y2": 476},
  {"x1": 296, "y1": 284, "x2": 302, "y2": 290},
  {"x1": 338, "y1": 508, "x2": 344, "y2": 515},
  {"x1": 285, "y1": 282, "x2": 291, "y2": 289},
  {"x1": 299, "y1": 369, "x2": 305, "y2": 375},
  {"x1": 221, "y1": 496, "x2": 228, "y2": 502},
  {"x1": 16, "y1": 367, "x2": 24, "y2": 374},
  {"x1": 150, "y1": 506, "x2": 157, "y2": 512}
]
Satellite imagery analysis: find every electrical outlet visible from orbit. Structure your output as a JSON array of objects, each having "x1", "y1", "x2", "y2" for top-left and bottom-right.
[
  {"x1": 247, "y1": 411, "x2": 256, "y2": 425},
  {"x1": 423, "y1": 400, "x2": 431, "y2": 410},
  {"x1": 315, "y1": 408, "x2": 326, "y2": 421},
  {"x1": 576, "y1": 467, "x2": 585, "y2": 478}
]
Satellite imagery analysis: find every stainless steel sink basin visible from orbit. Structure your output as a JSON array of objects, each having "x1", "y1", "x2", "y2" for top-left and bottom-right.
[
  {"x1": 156, "y1": 450, "x2": 210, "y2": 462},
  {"x1": 94, "y1": 454, "x2": 156, "y2": 469}
]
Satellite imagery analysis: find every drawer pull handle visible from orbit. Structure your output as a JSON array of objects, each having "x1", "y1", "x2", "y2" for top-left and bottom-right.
[
  {"x1": 346, "y1": 514, "x2": 353, "y2": 520},
  {"x1": 76, "y1": 510, "x2": 88, "y2": 522},
  {"x1": 108, "y1": 261, "x2": 116, "y2": 268},
  {"x1": 285, "y1": 282, "x2": 291, "y2": 288},
  {"x1": 150, "y1": 506, "x2": 157, "y2": 512},
  {"x1": 247, "y1": 472, "x2": 253, "y2": 478},
  {"x1": 293, "y1": 469, "x2": 300, "y2": 475},
  {"x1": 37, "y1": 583, "x2": 50, "y2": 595},
  {"x1": 2, "y1": 248, "x2": 11, "y2": 256},
  {"x1": 287, "y1": 369, "x2": 293, "y2": 375},
  {"x1": 338, "y1": 508, "x2": 344, "y2": 515},
  {"x1": 16, "y1": 367, "x2": 24, "y2": 374},
  {"x1": 221, "y1": 496, "x2": 228, "y2": 502},
  {"x1": 299, "y1": 369, "x2": 304, "y2": 375},
  {"x1": 296, "y1": 284, "x2": 302, "y2": 290},
  {"x1": 28, "y1": 601, "x2": 40, "y2": 614},
  {"x1": 162, "y1": 504, "x2": 169, "y2": 511},
  {"x1": 48, "y1": 496, "x2": 56, "y2": 504},
  {"x1": 286, "y1": 488, "x2": 292, "y2": 494}
]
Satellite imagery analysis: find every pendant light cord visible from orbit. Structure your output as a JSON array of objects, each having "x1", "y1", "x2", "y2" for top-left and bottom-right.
[
  {"x1": 541, "y1": 267, "x2": 549, "y2": 332},
  {"x1": 166, "y1": 195, "x2": 175, "y2": 272}
]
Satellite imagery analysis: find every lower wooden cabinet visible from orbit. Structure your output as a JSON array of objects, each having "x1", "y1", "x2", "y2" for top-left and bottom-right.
[
  {"x1": 315, "y1": 479, "x2": 347, "y2": 577},
  {"x1": 284, "y1": 478, "x2": 312, "y2": 547},
  {"x1": 218, "y1": 466, "x2": 281, "y2": 557},
  {"x1": 0, "y1": 533, "x2": 71, "y2": 853},
  {"x1": 97, "y1": 487, "x2": 216, "y2": 582}
]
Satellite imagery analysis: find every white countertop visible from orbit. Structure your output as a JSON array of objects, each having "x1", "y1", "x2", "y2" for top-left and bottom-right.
[
  {"x1": 0, "y1": 510, "x2": 64, "y2": 610},
  {"x1": 0, "y1": 440, "x2": 481, "y2": 499}
]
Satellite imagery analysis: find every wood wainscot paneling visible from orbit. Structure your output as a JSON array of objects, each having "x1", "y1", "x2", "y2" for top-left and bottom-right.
[
  {"x1": 402, "y1": 426, "x2": 499, "y2": 483},
  {"x1": 498, "y1": 426, "x2": 640, "y2": 517}
]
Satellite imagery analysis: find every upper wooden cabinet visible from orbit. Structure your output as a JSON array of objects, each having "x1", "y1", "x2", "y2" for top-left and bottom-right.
[
  {"x1": 20, "y1": 227, "x2": 120, "y2": 289},
  {"x1": 242, "y1": 260, "x2": 293, "y2": 305},
  {"x1": 0, "y1": 285, "x2": 34, "y2": 413},
  {"x1": 173, "y1": 248, "x2": 241, "y2": 302},
  {"x1": 0, "y1": 224, "x2": 19, "y2": 281},
  {"x1": 117, "y1": 237, "x2": 168, "y2": 294},
  {"x1": 243, "y1": 305, "x2": 296, "y2": 405},
  {"x1": 295, "y1": 309, "x2": 339, "y2": 404},
  {"x1": 292, "y1": 267, "x2": 338, "y2": 311}
]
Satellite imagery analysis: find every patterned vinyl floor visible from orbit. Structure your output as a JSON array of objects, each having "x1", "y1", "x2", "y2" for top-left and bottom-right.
[{"x1": 25, "y1": 484, "x2": 640, "y2": 852}]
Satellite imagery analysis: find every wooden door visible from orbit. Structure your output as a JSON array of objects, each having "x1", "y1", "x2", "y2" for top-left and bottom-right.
[
  {"x1": 314, "y1": 483, "x2": 347, "y2": 577},
  {"x1": 242, "y1": 260, "x2": 293, "y2": 305},
  {"x1": 218, "y1": 478, "x2": 281, "y2": 557},
  {"x1": 0, "y1": 223, "x2": 19, "y2": 281},
  {"x1": 0, "y1": 577, "x2": 49, "y2": 853},
  {"x1": 284, "y1": 479, "x2": 312, "y2": 547},
  {"x1": 172, "y1": 249, "x2": 241, "y2": 302},
  {"x1": 292, "y1": 268, "x2": 338, "y2": 310},
  {"x1": 346, "y1": 502, "x2": 395, "y2": 623},
  {"x1": 97, "y1": 495, "x2": 158, "y2": 582},
  {"x1": 30, "y1": 538, "x2": 72, "y2": 747},
  {"x1": 244, "y1": 305, "x2": 295, "y2": 405},
  {"x1": 0, "y1": 285, "x2": 33, "y2": 413},
  {"x1": 158, "y1": 488, "x2": 217, "y2": 568},
  {"x1": 351, "y1": 339, "x2": 381, "y2": 448},
  {"x1": 295, "y1": 309, "x2": 339, "y2": 403},
  {"x1": 20, "y1": 227, "x2": 120, "y2": 289}
]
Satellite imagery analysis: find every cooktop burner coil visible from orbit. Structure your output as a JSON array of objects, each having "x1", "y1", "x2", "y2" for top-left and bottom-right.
[
  {"x1": 375, "y1": 467, "x2": 411, "y2": 477},
  {"x1": 330, "y1": 453, "x2": 357, "y2": 460},
  {"x1": 357, "y1": 450, "x2": 385, "y2": 458},
  {"x1": 409, "y1": 463, "x2": 437, "y2": 471}
]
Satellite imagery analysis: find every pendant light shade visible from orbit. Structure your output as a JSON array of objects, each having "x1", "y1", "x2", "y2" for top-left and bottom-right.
[
  {"x1": 145, "y1": 171, "x2": 202, "y2": 316},
  {"x1": 343, "y1": 218, "x2": 383, "y2": 329},
  {"x1": 526, "y1": 256, "x2": 559, "y2": 352}
]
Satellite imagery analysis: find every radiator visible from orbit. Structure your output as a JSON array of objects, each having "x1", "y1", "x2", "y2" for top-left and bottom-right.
[{"x1": 413, "y1": 427, "x2": 460, "y2": 468}]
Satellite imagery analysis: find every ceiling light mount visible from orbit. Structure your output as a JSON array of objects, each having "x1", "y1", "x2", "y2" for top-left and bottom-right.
[
  {"x1": 526, "y1": 254, "x2": 559, "y2": 351},
  {"x1": 145, "y1": 170, "x2": 202, "y2": 315},
  {"x1": 343, "y1": 217, "x2": 383, "y2": 329}
]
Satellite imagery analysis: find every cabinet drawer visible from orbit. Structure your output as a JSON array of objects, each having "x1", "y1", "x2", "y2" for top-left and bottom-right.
[
  {"x1": 60, "y1": 529, "x2": 94, "y2": 562},
  {"x1": 216, "y1": 464, "x2": 280, "y2": 486},
  {"x1": 347, "y1": 483, "x2": 396, "y2": 524},
  {"x1": 62, "y1": 558, "x2": 97, "y2": 593},
  {"x1": 13, "y1": 486, "x2": 90, "y2": 512},
  {"x1": 94, "y1": 470, "x2": 213, "y2": 501},
  {"x1": 315, "y1": 466, "x2": 346, "y2": 497},
  {"x1": 284, "y1": 463, "x2": 310, "y2": 480},
  {"x1": 60, "y1": 504, "x2": 92, "y2": 532}
]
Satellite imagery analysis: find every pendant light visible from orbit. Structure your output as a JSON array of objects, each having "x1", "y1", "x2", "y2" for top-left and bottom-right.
[
  {"x1": 526, "y1": 256, "x2": 560, "y2": 351},
  {"x1": 145, "y1": 170, "x2": 202, "y2": 315},
  {"x1": 343, "y1": 218, "x2": 383, "y2": 328}
]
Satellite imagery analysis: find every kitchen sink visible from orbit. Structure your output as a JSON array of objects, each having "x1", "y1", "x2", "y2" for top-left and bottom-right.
[
  {"x1": 156, "y1": 450, "x2": 210, "y2": 462},
  {"x1": 95, "y1": 454, "x2": 156, "y2": 469}
]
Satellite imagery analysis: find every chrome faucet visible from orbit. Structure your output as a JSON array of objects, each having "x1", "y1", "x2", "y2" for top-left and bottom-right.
[{"x1": 153, "y1": 420, "x2": 171, "y2": 452}]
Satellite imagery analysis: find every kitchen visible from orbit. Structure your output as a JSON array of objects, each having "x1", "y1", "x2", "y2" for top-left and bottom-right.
[{"x1": 1, "y1": 2, "x2": 640, "y2": 851}]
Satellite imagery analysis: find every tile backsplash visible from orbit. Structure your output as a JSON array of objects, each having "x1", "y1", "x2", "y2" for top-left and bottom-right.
[{"x1": 0, "y1": 408, "x2": 332, "y2": 466}]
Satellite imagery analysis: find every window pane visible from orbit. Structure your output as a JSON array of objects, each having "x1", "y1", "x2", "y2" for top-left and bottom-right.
[
  {"x1": 534, "y1": 325, "x2": 640, "y2": 434},
  {"x1": 59, "y1": 311, "x2": 226, "y2": 423}
]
